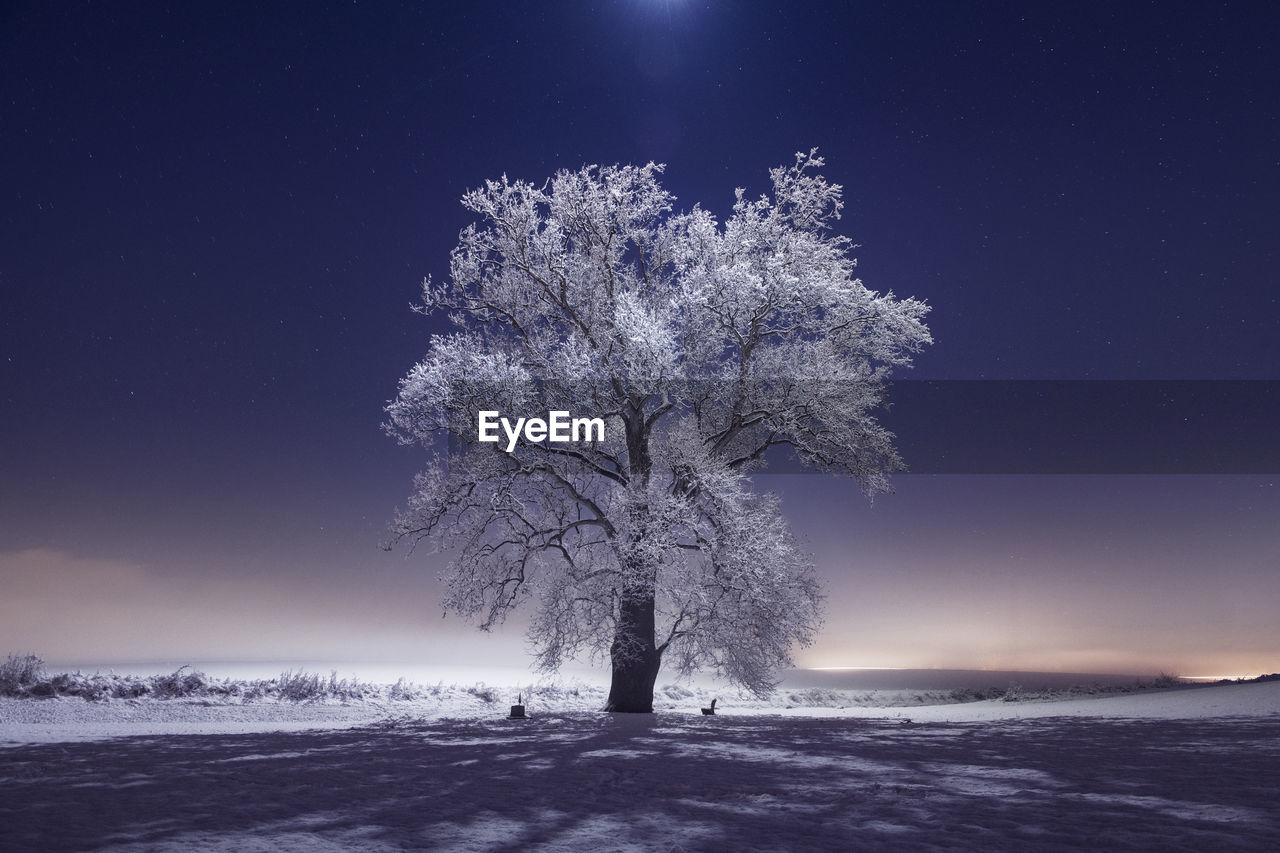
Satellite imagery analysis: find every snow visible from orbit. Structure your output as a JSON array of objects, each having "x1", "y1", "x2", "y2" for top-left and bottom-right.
[
  {"x1": 3, "y1": 681, "x2": 1278, "y2": 851},
  {"x1": 764, "y1": 679, "x2": 1280, "y2": 722}
]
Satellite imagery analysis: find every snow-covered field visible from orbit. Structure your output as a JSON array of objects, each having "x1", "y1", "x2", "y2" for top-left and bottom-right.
[{"x1": 3, "y1": 680, "x2": 1278, "y2": 851}]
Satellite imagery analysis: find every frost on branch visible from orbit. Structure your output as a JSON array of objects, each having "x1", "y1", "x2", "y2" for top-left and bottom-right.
[{"x1": 385, "y1": 151, "x2": 931, "y2": 706}]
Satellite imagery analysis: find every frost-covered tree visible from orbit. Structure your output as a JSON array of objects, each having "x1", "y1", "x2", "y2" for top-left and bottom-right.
[{"x1": 385, "y1": 150, "x2": 931, "y2": 712}]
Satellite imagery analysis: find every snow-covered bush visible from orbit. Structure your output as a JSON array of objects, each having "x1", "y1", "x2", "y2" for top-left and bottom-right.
[
  {"x1": 151, "y1": 666, "x2": 211, "y2": 698},
  {"x1": 464, "y1": 684, "x2": 497, "y2": 703},
  {"x1": 325, "y1": 670, "x2": 376, "y2": 701},
  {"x1": 389, "y1": 677, "x2": 421, "y2": 700},
  {"x1": 0, "y1": 656, "x2": 401, "y2": 703},
  {"x1": 277, "y1": 669, "x2": 325, "y2": 701},
  {"x1": 947, "y1": 687, "x2": 1004, "y2": 703},
  {"x1": 786, "y1": 688, "x2": 848, "y2": 708},
  {"x1": 0, "y1": 653, "x2": 46, "y2": 696}
]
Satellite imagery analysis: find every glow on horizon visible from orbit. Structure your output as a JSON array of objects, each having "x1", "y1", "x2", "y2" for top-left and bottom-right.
[
  {"x1": 4, "y1": 540, "x2": 1275, "y2": 683},
  {"x1": 802, "y1": 658, "x2": 1274, "y2": 679}
]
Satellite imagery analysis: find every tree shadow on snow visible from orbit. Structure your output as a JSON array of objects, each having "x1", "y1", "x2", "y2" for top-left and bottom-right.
[{"x1": 2, "y1": 713, "x2": 1278, "y2": 851}]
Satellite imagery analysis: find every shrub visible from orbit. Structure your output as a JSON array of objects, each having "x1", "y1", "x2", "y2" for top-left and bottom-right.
[
  {"x1": 948, "y1": 687, "x2": 1004, "y2": 703},
  {"x1": 389, "y1": 677, "x2": 418, "y2": 701},
  {"x1": 242, "y1": 679, "x2": 271, "y2": 702},
  {"x1": 785, "y1": 688, "x2": 846, "y2": 707},
  {"x1": 60, "y1": 673, "x2": 114, "y2": 702},
  {"x1": 465, "y1": 684, "x2": 497, "y2": 703},
  {"x1": 278, "y1": 669, "x2": 325, "y2": 701},
  {"x1": 0, "y1": 653, "x2": 46, "y2": 696},
  {"x1": 112, "y1": 679, "x2": 150, "y2": 700},
  {"x1": 323, "y1": 670, "x2": 375, "y2": 702},
  {"x1": 151, "y1": 666, "x2": 210, "y2": 698}
]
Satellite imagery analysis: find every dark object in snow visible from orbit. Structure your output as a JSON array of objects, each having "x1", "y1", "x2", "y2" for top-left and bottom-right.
[
  {"x1": 509, "y1": 692, "x2": 527, "y2": 719},
  {"x1": 702, "y1": 698, "x2": 717, "y2": 715}
]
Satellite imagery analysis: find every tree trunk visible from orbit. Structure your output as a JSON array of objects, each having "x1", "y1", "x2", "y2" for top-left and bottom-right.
[
  {"x1": 604, "y1": 589, "x2": 662, "y2": 712},
  {"x1": 606, "y1": 401, "x2": 662, "y2": 712}
]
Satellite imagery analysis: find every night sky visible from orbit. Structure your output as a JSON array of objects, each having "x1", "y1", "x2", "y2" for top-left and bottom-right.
[{"x1": 3, "y1": 1, "x2": 1277, "y2": 678}]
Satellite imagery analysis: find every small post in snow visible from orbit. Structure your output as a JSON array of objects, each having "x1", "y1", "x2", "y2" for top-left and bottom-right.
[{"x1": 509, "y1": 692, "x2": 527, "y2": 719}]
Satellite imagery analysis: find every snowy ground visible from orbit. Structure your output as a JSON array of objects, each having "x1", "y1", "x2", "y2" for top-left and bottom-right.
[{"x1": 3, "y1": 681, "x2": 1278, "y2": 851}]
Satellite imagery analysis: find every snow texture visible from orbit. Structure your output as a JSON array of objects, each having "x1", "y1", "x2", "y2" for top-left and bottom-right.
[{"x1": 3, "y1": 680, "x2": 1278, "y2": 851}]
